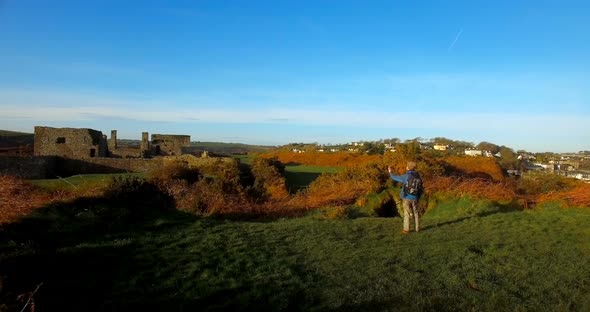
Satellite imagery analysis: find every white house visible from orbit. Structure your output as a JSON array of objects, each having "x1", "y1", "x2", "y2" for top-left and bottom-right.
[
  {"x1": 434, "y1": 144, "x2": 448, "y2": 151},
  {"x1": 465, "y1": 149, "x2": 482, "y2": 156}
]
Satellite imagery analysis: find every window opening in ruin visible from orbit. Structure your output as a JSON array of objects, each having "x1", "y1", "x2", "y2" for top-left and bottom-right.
[
  {"x1": 90, "y1": 148, "x2": 96, "y2": 157},
  {"x1": 56, "y1": 137, "x2": 66, "y2": 144}
]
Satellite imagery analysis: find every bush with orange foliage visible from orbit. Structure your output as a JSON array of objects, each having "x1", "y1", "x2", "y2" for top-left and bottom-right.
[
  {"x1": 287, "y1": 163, "x2": 388, "y2": 210},
  {"x1": 524, "y1": 173, "x2": 590, "y2": 207},
  {"x1": 549, "y1": 184, "x2": 590, "y2": 207},
  {"x1": 260, "y1": 151, "x2": 382, "y2": 167},
  {"x1": 147, "y1": 159, "x2": 253, "y2": 216},
  {"x1": 441, "y1": 155, "x2": 506, "y2": 181},
  {"x1": 249, "y1": 157, "x2": 289, "y2": 200},
  {"x1": 0, "y1": 176, "x2": 54, "y2": 224},
  {"x1": 425, "y1": 175, "x2": 517, "y2": 202}
]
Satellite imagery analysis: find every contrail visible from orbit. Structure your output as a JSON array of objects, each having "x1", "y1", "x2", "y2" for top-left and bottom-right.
[{"x1": 448, "y1": 29, "x2": 463, "y2": 51}]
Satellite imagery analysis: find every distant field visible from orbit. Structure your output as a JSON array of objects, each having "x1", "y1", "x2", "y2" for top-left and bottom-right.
[
  {"x1": 1, "y1": 200, "x2": 588, "y2": 311},
  {"x1": 192, "y1": 142, "x2": 274, "y2": 155},
  {"x1": 0, "y1": 130, "x2": 33, "y2": 136},
  {"x1": 0, "y1": 129, "x2": 34, "y2": 147},
  {"x1": 231, "y1": 154, "x2": 254, "y2": 165},
  {"x1": 233, "y1": 154, "x2": 341, "y2": 192},
  {"x1": 284, "y1": 164, "x2": 341, "y2": 193}
]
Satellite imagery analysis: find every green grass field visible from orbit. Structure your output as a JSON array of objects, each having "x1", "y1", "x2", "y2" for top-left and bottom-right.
[
  {"x1": 232, "y1": 154, "x2": 341, "y2": 193},
  {"x1": 1, "y1": 198, "x2": 588, "y2": 311},
  {"x1": 284, "y1": 165, "x2": 341, "y2": 193},
  {"x1": 0, "y1": 130, "x2": 32, "y2": 136},
  {"x1": 29, "y1": 173, "x2": 145, "y2": 192},
  {"x1": 0, "y1": 130, "x2": 34, "y2": 147}
]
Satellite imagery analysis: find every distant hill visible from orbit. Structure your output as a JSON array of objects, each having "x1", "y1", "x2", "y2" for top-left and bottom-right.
[
  {"x1": 115, "y1": 139, "x2": 274, "y2": 155},
  {"x1": 190, "y1": 142, "x2": 275, "y2": 155},
  {"x1": 0, "y1": 130, "x2": 34, "y2": 147}
]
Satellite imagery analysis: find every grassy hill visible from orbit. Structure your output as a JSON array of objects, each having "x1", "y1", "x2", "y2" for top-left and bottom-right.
[
  {"x1": 114, "y1": 140, "x2": 274, "y2": 155},
  {"x1": 0, "y1": 130, "x2": 34, "y2": 147},
  {"x1": 1, "y1": 198, "x2": 588, "y2": 311},
  {"x1": 190, "y1": 141, "x2": 274, "y2": 154}
]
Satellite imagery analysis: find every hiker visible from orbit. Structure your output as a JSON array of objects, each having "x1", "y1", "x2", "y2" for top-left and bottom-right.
[{"x1": 388, "y1": 161, "x2": 423, "y2": 234}]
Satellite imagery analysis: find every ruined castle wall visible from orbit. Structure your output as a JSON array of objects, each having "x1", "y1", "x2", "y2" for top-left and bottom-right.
[
  {"x1": 56, "y1": 158, "x2": 165, "y2": 176},
  {"x1": 109, "y1": 147, "x2": 143, "y2": 158},
  {"x1": 0, "y1": 156, "x2": 56, "y2": 179},
  {"x1": 151, "y1": 134, "x2": 190, "y2": 156},
  {"x1": 34, "y1": 126, "x2": 108, "y2": 158},
  {"x1": 1, "y1": 153, "x2": 235, "y2": 179}
]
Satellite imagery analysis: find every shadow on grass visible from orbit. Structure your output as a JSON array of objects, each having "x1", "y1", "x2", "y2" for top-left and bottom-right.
[
  {"x1": 0, "y1": 181, "x2": 199, "y2": 311},
  {"x1": 421, "y1": 200, "x2": 523, "y2": 231},
  {"x1": 0, "y1": 183, "x2": 321, "y2": 311}
]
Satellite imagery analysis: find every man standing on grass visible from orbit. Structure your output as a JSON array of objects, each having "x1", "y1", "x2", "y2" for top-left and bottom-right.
[{"x1": 388, "y1": 161, "x2": 423, "y2": 234}]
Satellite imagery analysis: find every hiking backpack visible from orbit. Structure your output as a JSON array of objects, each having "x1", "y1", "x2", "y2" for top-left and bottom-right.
[{"x1": 404, "y1": 171, "x2": 423, "y2": 196}]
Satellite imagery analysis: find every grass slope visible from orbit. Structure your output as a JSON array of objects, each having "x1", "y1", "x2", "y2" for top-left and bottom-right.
[
  {"x1": 0, "y1": 130, "x2": 34, "y2": 147},
  {"x1": 233, "y1": 154, "x2": 340, "y2": 192},
  {"x1": 284, "y1": 165, "x2": 341, "y2": 193},
  {"x1": 1, "y1": 200, "x2": 589, "y2": 311},
  {"x1": 191, "y1": 141, "x2": 274, "y2": 154},
  {"x1": 29, "y1": 173, "x2": 145, "y2": 192}
]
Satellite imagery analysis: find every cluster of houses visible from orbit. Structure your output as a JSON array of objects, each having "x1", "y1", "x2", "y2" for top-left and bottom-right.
[{"x1": 287, "y1": 141, "x2": 590, "y2": 183}]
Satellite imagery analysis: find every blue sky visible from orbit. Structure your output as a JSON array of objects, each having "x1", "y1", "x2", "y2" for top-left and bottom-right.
[{"x1": 1, "y1": 0, "x2": 589, "y2": 152}]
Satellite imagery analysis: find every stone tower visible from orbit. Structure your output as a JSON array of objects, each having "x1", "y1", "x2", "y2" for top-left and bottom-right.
[{"x1": 141, "y1": 132, "x2": 150, "y2": 157}]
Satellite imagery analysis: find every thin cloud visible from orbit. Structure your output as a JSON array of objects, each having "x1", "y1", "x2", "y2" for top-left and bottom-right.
[
  {"x1": 1, "y1": 102, "x2": 587, "y2": 135},
  {"x1": 1, "y1": 87, "x2": 588, "y2": 149},
  {"x1": 448, "y1": 29, "x2": 463, "y2": 51}
]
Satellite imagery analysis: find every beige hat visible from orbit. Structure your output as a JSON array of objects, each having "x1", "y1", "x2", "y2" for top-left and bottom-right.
[{"x1": 406, "y1": 161, "x2": 417, "y2": 170}]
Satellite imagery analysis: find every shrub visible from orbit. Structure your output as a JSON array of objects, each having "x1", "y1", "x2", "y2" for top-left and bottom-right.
[
  {"x1": 299, "y1": 163, "x2": 387, "y2": 208},
  {"x1": 260, "y1": 151, "x2": 381, "y2": 167},
  {"x1": 441, "y1": 156, "x2": 505, "y2": 181},
  {"x1": 425, "y1": 175, "x2": 516, "y2": 202},
  {"x1": 249, "y1": 157, "x2": 288, "y2": 200},
  {"x1": 0, "y1": 176, "x2": 53, "y2": 224},
  {"x1": 177, "y1": 177, "x2": 252, "y2": 216},
  {"x1": 150, "y1": 159, "x2": 252, "y2": 216},
  {"x1": 101, "y1": 177, "x2": 175, "y2": 220},
  {"x1": 355, "y1": 187, "x2": 399, "y2": 217},
  {"x1": 536, "y1": 181, "x2": 590, "y2": 208},
  {"x1": 517, "y1": 172, "x2": 577, "y2": 196},
  {"x1": 199, "y1": 159, "x2": 244, "y2": 195},
  {"x1": 148, "y1": 160, "x2": 201, "y2": 185}
]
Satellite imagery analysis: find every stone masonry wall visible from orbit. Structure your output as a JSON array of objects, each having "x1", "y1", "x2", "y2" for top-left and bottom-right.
[
  {"x1": 34, "y1": 126, "x2": 108, "y2": 158},
  {"x1": 0, "y1": 154, "x2": 235, "y2": 179},
  {"x1": 151, "y1": 134, "x2": 190, "y2": 156},
  {"x1": 0, "y1": 156, "x2": 56, "y2": 179}
]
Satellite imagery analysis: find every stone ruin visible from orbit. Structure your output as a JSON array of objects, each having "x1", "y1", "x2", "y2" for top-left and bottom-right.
[
  {"x1": 151, "y1": 134, "x2": 191, "y2": 156},
  {"x1": 2, "y1": 126, "x2": 227, "y2": 179},
  {"x1": 34, "y1": 126, "x2": 108, "y2": 158},
  {"x1": 33, "y1": 126, "x2": 191, "y2": 159}
]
